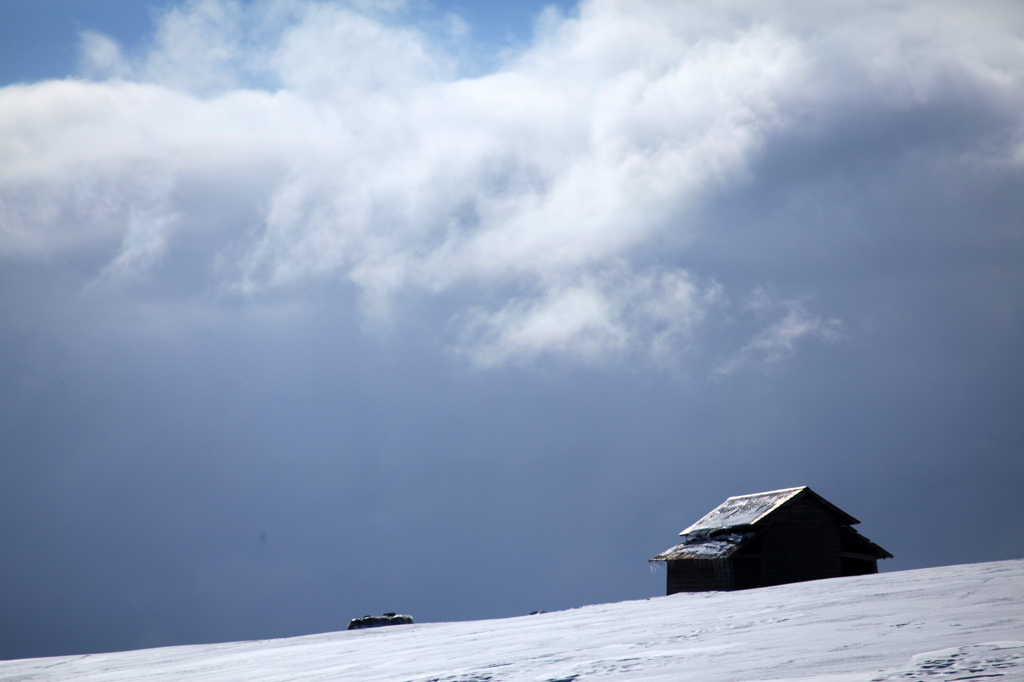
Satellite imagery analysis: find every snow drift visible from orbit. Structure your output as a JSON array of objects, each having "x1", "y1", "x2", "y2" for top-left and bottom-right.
[{"x1": 1, "y1": 559, "x2": 1022, "y2": 681}]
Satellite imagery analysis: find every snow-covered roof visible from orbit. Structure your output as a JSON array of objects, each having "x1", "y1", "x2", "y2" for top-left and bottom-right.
[
  {"x1": 679, "y1": 486, "x2": 857, "y2": 536},
  {"x1": 649, "y1": 531, "x2": 756, "y2": 561}
]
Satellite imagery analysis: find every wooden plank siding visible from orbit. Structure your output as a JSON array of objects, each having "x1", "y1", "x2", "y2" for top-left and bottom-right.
[
  {"x1": 758, "y1": 495, "x2": 842, "y2": 587},
  {"x1": 667, "y1": 559, "x2": 734, "y2": 593},
  {"x1": 731, "y1": 533, "x2": 764, "y2": 590}
]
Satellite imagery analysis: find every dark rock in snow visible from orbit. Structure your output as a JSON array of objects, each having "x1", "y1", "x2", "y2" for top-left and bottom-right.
[{"x1": 347, "y1": 613, "x2": 414, "y2": 630}]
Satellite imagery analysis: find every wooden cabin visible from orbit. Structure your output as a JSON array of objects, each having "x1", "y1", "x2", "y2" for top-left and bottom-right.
[{"x1": 650, "y1": 486, "x2": 892, "y2": 594}]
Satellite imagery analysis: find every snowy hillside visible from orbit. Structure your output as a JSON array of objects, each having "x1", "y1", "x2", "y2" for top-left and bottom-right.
[{"x1": 3, "y1": 560, "x2": 1022, "y2": 681}]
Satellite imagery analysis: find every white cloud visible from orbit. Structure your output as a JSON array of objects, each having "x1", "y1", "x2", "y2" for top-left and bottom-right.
[
  {"x1": 458, "y1": 281, "x2": 626, "y2": 368},
  {"x1": 2, "y1": 0, "x2": 1022, "y2": 370},
  {"x1": 80, "y1": 31, "x2": 131, "y2": 80},
  {"x1": 715, "y1": 299, "x2": 842, "y2": 376},
  {"x1": 454, "y1": 267, "x2": 720, "y2": 368}
]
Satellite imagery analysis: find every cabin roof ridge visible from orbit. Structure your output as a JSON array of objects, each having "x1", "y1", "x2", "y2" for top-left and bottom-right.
[{"x1": 677, "y1": 486, "x2": 860, "y2": 537}]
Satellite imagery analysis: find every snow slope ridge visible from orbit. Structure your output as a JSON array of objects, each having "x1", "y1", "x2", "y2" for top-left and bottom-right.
[{"x1": 2, "y1": 559, "x2": 1022, "y2": 682}]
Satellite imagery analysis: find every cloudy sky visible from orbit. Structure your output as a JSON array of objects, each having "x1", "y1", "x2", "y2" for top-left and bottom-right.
[{"x1": 2, "y1": 0, "x2": 1022, "y2": 661}]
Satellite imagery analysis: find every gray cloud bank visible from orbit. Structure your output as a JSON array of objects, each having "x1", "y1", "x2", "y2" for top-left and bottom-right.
[{"x1": 1, "y1": 0, "x2": 1023, "y2": 660}]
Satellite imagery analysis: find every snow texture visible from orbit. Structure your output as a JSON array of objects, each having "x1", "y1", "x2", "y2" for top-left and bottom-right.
[
  {"x1": 1, "y1": 560, "x2": 1022, "y2": 682},
  {"x1": 680, "y1": 487, "x2": 807, "y2": 535},
  {"x1": 651, "y1": 531, "x2": 755, "y2": 560}
]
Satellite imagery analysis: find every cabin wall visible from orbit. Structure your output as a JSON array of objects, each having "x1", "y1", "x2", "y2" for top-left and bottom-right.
[
  {"x1": 841, "y1": 556, "x2": 878, "y2": 576},
  {"x1": 666, "y1": 559, "x2": 733, "y2": 594},
  {"x1": 730, "y1": 534, "x2": 764, "y2": 590},
  {"x1": 759, "y1": 496, "x2": 842, "y2": 587}
]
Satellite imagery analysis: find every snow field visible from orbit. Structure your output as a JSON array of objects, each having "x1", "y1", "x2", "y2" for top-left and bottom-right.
[{"x1": 1, "y1": 559, "x2": 1022, "y2": 681}]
